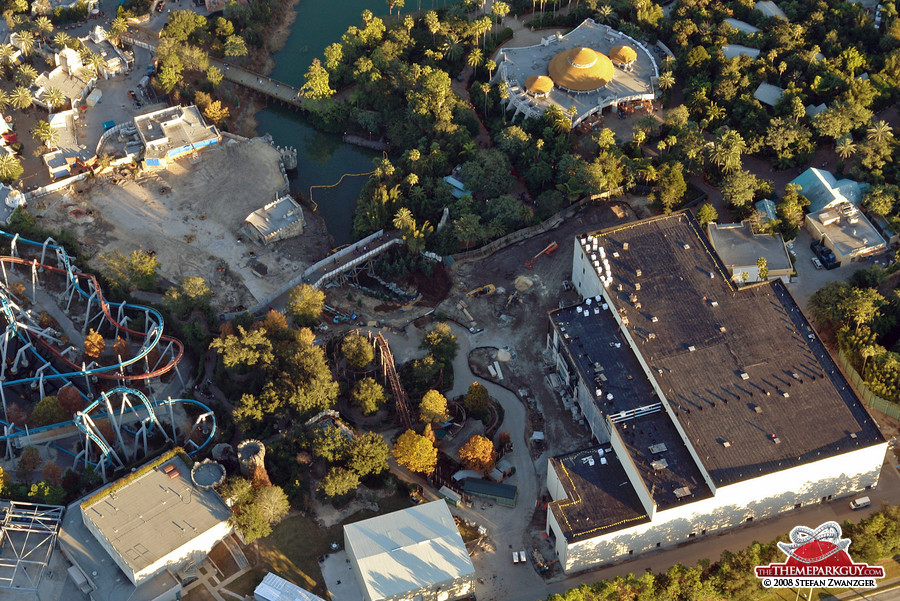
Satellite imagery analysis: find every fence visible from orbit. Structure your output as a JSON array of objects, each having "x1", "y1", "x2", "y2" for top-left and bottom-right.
[
  {"x1": 26, "y1": 172, "x2": 91, "y2": 201},
  {"x1": 449, "y1": 188, "x2": 623, "y2": 265},
  {"x1": 838, "y1": 350, "x2": 900, "y2": 421}
]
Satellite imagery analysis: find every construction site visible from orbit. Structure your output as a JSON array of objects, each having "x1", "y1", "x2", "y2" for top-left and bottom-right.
[{"x1": 30, "y1": 136, "x2": 332, "y2": 313}]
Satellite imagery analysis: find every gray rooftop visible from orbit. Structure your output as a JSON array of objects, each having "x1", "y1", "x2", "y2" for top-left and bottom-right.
[
  {"x1": 60, "y1": 501, "x2": 181, "y2": 601},
  {"x1": 707, "y1": 222, "x2": 792, "y2": 273},
  {"x1": 548, "y1": 448, "x2": 649, "y2": 543},
  {"x1": 245, "y1": 195, "x2": 303, "y2": 239},
  {"x1": 81, "y1": 455, "x2": 231, "y2": 575},
  {"x1": 580, "y1": 213, "x2": 884, "y2": 487},
  {"x1": 135, "y1": 105, "x2": 219, "y2": 160},
  {"x1": 724, "y1": 18, "x2": 761, "y2": 33},
  {"x1": 255, "y1": 572, "x2": 328, "y2": 601},
  {"x1": 549, "y1": 303, "x2": 712, "y2": 509},
  {"x1": 808, "y1": 206, "x2": 885, "y2": 258},
  {"x1": 754, "y1": 82, "x2": 785, "y2": 106},
  {"x1": 344, "y1": 500, "x2": 474, "y2": 601}
]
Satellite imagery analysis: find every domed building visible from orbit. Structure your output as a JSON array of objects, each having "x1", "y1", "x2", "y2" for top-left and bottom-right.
[
  {"x1": 548, "y1": 47, "x2": 615, "y2": 93},
  {"x1": 608, "y1": 45, "x2": 638, "y2": 68},
  {"x1": 497, "y1": 19, "x2": 659, "y2": 126},
  {"x1": 525, "y1": 74, "x2": 554, "y2": 97}
]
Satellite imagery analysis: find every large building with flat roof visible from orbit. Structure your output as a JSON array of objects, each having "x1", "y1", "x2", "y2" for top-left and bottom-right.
[
  {"x1": 344, "y1": 500, "x2": 475, "y2": 601},
  {"x1": 545, "y1": 212, "x2": 887, "y2": 573},
  {"x1": 60, "y1": 453, "x2": 232, "y2": 600},
  {"x1": 135, "y1": 105, "x2": 220, "y2": 169}
]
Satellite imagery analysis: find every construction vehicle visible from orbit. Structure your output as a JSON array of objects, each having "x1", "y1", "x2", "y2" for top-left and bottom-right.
[
  {"x1": 525, "y1": 242, "x2": 559, "y2": 269},
  {"x1": 466, "y1": 284, "x2": 496, "y2": 297},
  {"x1": 506, "y1": 290, "x2": 520, "y2": 308}
]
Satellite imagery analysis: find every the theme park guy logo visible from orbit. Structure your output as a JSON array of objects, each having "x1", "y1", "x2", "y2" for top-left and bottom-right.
[{"x1": 755, "y1": 521, "x2": 884, "y2": 589}]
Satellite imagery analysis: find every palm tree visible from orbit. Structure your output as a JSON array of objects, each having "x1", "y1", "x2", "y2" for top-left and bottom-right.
[
  {"x1": 441, "y1": 35, "x2": 463, "y2": 61},
  {"x1": 0, "y1": 44, "x2": 14, "y2": 65},
  {"x1": 657, "y1": 71, "x2": 675, "y2": 91},
  {"x1": 42, "y1": 87, "x2": 66, "y2": 111},
  {"x1": 34, "y1": 16, "x2": 53, "y2": 39},
  {"x1": 0, "y1": 154, "x2": 23, "y2": 183},
  {"x1": 480, "y1": 82, "x2": 490, "y2": 114},
  {"x1": 53, "y1": 32, "x2": 71, "y2": 49},
  {"x1": 109, "y1": 17, "x2": 128, "y2": 41},
  {"x1": 485, "y1": 59, "x2": 496, "y2": 80},
  {"x1": 0, "y1": 90, "x2": 9, "y2": 110},
  {"x1": 711, "y1": 128, "x2": 746, "y2": 173},
  {"x1": 836, "y1": 136, "x2": 856, "y2": 160},
  {"x1": 498, "y1": 85, "x2": 509, "y2": 121},
  {"x1": 467, "y1": 48, "x2": 484, "y2": 77},
  {"x1": 867, "y1": 120, "x2": 893, "y2": 144},
  {"x1": 32, "y1": 120, "x2": 56, "y2": 147},
  {"x1": 16, "y1": 64, "x2": 38, "y2": 86},
  {"x1": 86, "y1": 53, "x2": 108, "y2": 77},
  {"x1": 491, "y1": 1, "x2": 510, "y2": 33},
  {"x1": 10, "y1": 87, "x2": 32, "y2": 112},
  {"x1": 597, "y1": 4, "x2": 615, "y2": 24},
  {"x1": 15, "y1": 31, "x2": 34, "y2": 57}
]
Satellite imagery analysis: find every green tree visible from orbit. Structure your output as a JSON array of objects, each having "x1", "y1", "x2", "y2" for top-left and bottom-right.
[
  {"x1": 32, "y1": 396, "x2": 65, "y2": 426},
  {"x1": 28, "y1": 481, "x2": 65, "y2": 505},
  {"x1": 836, "y1": 136, "x2": 857, "y2": 160},
  {"x1": 32, "y1": 120, "x2": 57, "y2": 148},
  {"x1": 209, "y1": 326, "x2": 274, "y2": 369},
  {"x1": 844, "y1": 288, "x2": 886, "y2": 333},
  {"x1": 419, "y1": 389, "x2": 449, "y2": 424},
  {"x1": 204, "y1": 100, "x2": 229, "y2": 124},
  {"x1": 101, "y1": 249, "x2": 159, "y2": 292},
  {"x1": 421, "y1": 322, "x2": 458, "y2": 365},
  {"x1": 162, "y1": 10, "x2": 207, "y2": 42},
  {"x1": 459, "y1": 434, "x2": 496, "y2": 474},
  {"x1": 720, "y1": 169, "x2": 770, "y2": 212},
  {"x1": 312, "y1": 425, "x2": 350, "y2": 462},
  {"x1": 230, "y1": 485, "x2": 290, "y2": 543},
  {"x1": 467, "y1": 48, "x2": 484, "y2": 77},
  {"x1": 224, "y1": 34, "x2": 248, "y2": 57},
  {"x1": 392, "y1": 207, "x2": 433, "y2": 254},
  {"x1": 657, "y1": 71, "x2": 675, "y2": 91},
  {"x1": 287, "y1": 283, "x2": 325, "y2": 326},
  {"x1": 464, "y1": 381, "x2": 490, "y2": 420},
  {"x1": 343, "y1": 334, "x2": 374, "y2": 368},
  {"x1": 460, "y1": 149, "x2": 514, "y2": 198},
  {"x1": 301, "y1": 58, "x2": 335, "y2": 100},
  {"x1": 862, "y1": 185, "x2": 898, "y2": 216},
  {"x1": 41, "y1": 87, "x2": 67, "y2": 111},
  {"x1": 318, "y1": 467, "x2": 359, "y2": 498},
  {"x1": 215, "y1": 17, "x2": 234, "y2": 38},
  {"x1": 163, "y1": 275, "x2": 212, "y2": 318},
  {"x1": 652, "y1": 162, "x2": 687, "y2": 212},
  {"x1": 346, "y1": 431, "x2": 390, "y2": 476},
  {"x1": 207, "y1": 65, "x2": 223, "y2": 87},
  {"x1": 709, "y1": 128, "x2": 746, "y2": 174},
  {"x1": 392, "y1": 429, "x2": 437, "y2": 474},
  {"x1": 10, "y1": 86, "x2": 32, "y2": 111},
  {"x1": 696, "y1": 203, "x2": 718, "y2": 227},
  {"x1": 352, "y1": 377, "x2": 387, "y2": 415}
]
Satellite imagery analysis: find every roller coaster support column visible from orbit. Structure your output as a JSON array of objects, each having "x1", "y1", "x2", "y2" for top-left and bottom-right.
[
  {"x1": 32, "y1": 364, "x2": 49, "y2": 399},
  {"x1": 100, "y1": 392, "x2": 123, "y2": 457},
  {"x1": 8, "y1": 234, "x2": 19, "y2": 270},
  {"x1": 0, "y1": 330, "x2": 10, "y2": 381},
  {"x1": 30, "y1": 261, "x2": 38, "y2": 305},
  {"x1": 39, "y1": 237, "x2": 56, "y2": 267},
  {"x1": 0, "y1": 387, "x2": 7, "y2": 423},
  {"x1": 82, "y1": 290, "x2": 98, "y2": 334},
  {"x1": 10, "y1": 343, "x2": 32, "y2": 375},
  {"x1": 2, "y1": 423, "x2": 12, "y2": 460}
]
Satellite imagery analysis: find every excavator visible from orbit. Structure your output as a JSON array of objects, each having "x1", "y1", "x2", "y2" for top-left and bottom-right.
[{"x1": 466, "y1": 284, "x2": 496, "y2": 298}]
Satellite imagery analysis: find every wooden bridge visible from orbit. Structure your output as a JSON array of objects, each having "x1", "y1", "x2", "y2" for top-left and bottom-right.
[{"x1": 123, "y1": 27, "x2": 304, "y2": 108}]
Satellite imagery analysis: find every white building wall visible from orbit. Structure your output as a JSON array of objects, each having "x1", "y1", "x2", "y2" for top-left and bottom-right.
[
  {"x1": 571, "y1": 239, "x2": 602, "y2": 300},
  {"x1": 556, "y1": 441, "x2": 886, "y2": 573},
  {"x1": 133, "y1": 520, "x2": 232, "y2": 585}
]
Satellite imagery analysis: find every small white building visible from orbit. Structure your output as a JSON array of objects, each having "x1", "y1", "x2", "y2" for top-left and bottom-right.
[
  {"x1": 344, "y1": 500, "x2": 476, "y2": 601},
  {"x1": 31, "y1": 47, "x2": 95, "y2": 111},
  {"x1": 707, "y1": 221, "x2": 793, "y2": 283},
  {"x1": 244, "y1": 195, "x2": 304, "y2": 244},
  {"x1": 254, "y1": 572, "x2": 327, "y2": 601},
  {"x1": 67, "y1": 453, "x2": 232, "y2": 595}
]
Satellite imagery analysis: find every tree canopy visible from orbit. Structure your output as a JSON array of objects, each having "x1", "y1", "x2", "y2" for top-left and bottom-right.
[{"x1": 392, "y1": 429, "x2": 437, "y2": 474}]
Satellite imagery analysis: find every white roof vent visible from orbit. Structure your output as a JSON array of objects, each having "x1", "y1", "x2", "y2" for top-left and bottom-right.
[
  {"x1": 682, "y1": 243, "x2": 690, "y2": 250},
  {"x1": 740, "y1": 372, "x2": 749, "y2": 380},
  {"x1": 688, "y1": 345, "x2": 696, "y2": 352}
]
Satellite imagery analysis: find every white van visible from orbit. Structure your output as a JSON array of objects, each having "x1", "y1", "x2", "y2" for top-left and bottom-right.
[{"x1": 850, "y1": 496, "x2": 871, "y2": 510}]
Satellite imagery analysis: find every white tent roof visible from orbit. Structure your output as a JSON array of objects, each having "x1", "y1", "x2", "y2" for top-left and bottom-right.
[
  {"x1": 344, "y1": 501, "x2": 475, "y2": 601},
  {"x1": 753, "y1": 82, "x2": 785, "y2": 106},
  {"x1": 254, "y1": 573, "x2": 327, "y2": 601}
]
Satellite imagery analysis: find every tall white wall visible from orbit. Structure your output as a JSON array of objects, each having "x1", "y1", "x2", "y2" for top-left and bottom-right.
[
  {"x1": 556, "y1": 442, "x2": 886, "y2": 573},
  {"x1": 134, "y1": 521, "x2": 232, "y2": 585}
]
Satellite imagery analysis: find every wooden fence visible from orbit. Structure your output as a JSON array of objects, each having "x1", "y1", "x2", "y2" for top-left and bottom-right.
[{"x1": 838, "y1": 349, "x2": 900, "y2": 421}]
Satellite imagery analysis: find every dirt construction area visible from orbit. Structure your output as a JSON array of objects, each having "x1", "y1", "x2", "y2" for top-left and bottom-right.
[
  {"x1": 444, "y1": 197, "x2": 642, "y2": 460},
  {"x1": 31, "y1": 137, "x2": 332, "y2": 311}
]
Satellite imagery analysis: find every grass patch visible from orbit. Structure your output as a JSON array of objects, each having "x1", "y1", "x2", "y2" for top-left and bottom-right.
[{"x1": 224, "y1": 493, "x2": 416, "y2": 600}]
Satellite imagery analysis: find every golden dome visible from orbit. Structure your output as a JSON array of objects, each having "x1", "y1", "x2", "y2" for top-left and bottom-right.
[
  {"x1": 548, "y1": 46, "x2": 614, "y2": 92},
  {"x1": 525, "y1": 74, "x2": 554, "y2": 95},
  {"x1": 609, "y1": 44, "x2": 637, "y2": 65}
]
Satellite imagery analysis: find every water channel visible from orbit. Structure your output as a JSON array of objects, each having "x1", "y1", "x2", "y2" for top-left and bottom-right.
[{"x1": 254, "y1": 0, "x2": 384, "y2": 246}]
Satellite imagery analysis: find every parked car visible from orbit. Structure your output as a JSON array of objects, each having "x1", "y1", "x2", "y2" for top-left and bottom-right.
[
  {"x1": 811, "y1": 257, "x2": 823, "y2": 270},
  {"x1": 850, "y1": 496, "x2": 871, "y2": 510}
]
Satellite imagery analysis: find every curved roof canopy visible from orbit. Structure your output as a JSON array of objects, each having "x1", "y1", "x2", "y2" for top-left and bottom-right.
[
  {"x1": 548, "y1": 46, "x2": 614, "y2": 92},
  {"x1": 525, "y1": 74, "x2": 554, "y2": 95},
  {"x1": 609, "y1": 44, "x2": 637, "y2": 65}
]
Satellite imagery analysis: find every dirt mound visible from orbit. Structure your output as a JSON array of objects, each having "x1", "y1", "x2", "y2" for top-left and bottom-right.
[{"x1": 514, "y1": 275, "x2": 534, "y2": 291}]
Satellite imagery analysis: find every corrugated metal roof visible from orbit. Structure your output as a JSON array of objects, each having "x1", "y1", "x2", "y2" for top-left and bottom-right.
[
  {"x1": 254, "y1": 572, "x2": 327, "y2": 601},
  {"x1": 344, "y1": 501, "x2": 474, "y2": 601}
]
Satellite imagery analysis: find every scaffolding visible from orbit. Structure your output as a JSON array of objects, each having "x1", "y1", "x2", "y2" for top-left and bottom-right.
[{"x1": 0, "y1": 502, "x2": 64, "y2": 594}]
